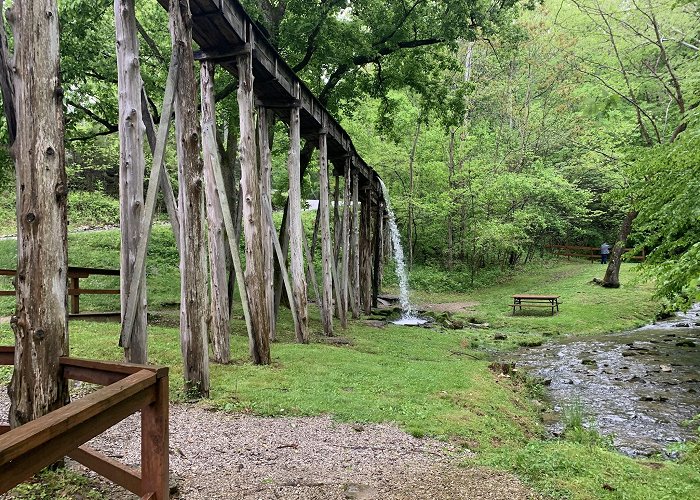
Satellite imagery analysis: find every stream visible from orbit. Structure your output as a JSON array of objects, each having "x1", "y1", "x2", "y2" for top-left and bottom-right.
[{"x1": 506, "y1": 305, "x2": 700, "y2": 457}]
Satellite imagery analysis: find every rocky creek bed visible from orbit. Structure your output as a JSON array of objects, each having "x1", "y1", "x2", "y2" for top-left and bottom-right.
[{"x1": 505, "y1": 305, "x2": 700, "y2": 457}]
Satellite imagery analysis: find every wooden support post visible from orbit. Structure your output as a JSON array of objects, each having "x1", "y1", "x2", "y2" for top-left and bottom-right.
[
  {"x1": 372, "y1": 192, "x2": 382, "y2": 308},
  {"x1": 140, "y1": 86, "x2": 180, "y2": 254},
  {"x1": 140, "y1": 374, "x2": 169, "y2": 499},
  {"x1": 360, "y1": 191, "x2": 372, "y2": 314},
  {"x1": 8, "y1": 0, "x2": 69, "y2": 427},
  {"x1": 70, "y1": 276, "x2": 80, "y2": 314},
  {"x1": 340, "y1": 159, "x2": 351, "y2": 327},
  {"x1": 350, "y1": 170, "x2": 360, "y2": 319},
  {"x1": 302, "y1": 232, "x2": 321, "y2": 305},
  {"x1": 115, "y1": 0, "x2": 147, "y2": 364},
  {"x1": 287, "y1": 90, "x2": 309, "y2": 342},
  {"x1": 318, "y1": 131, "x2": 334, "y2": 336},
  {"x1": 170, "y1": 0, "x2": 209, "y2": 395},
  {"x1": 200, "y1": 61, "x2": 230, "y2": 364},
  {"x1": 119, "y1": 53, "x2": 179, "y2": 350},
  {"x1": 333, "y1": 174, "x2": 341, "y2": 265},
  {"x1": 257, "y1": 107, "x2": 276, "y2": 341},
  {"x1": 238, "y1": 26, "x2": 271, "y2": 363}
]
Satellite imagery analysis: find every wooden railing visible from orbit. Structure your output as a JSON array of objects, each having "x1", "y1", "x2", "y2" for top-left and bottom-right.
[
  {"x1": 0, "y1": 346, "x2": 168, "y2": 499},
  {"x1": 545, "y1": 244, "x2": 645, "y2": 262},
  {"x1": 0, "y1": 267, "x2": 120, "y2": 314}
]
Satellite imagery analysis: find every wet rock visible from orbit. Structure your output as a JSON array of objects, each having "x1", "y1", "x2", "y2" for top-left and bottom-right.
[
  {"x1": 628, "y1": 376, "x2": 645, "y2": 383},
  {"x1": 621, "y1": 351, "x2": 637, "y2": 357},
  {"x1": 673, "y1": 323, "x2": 690, "y2": 328},
  {"x1": 675, "y1": 340, "x2": 696, "y2": 347},
  {"x1": 581, "y1": 359, "x2": 597, "y2": 366},
  {"x1": 660, "y1": 364, "x2": 673, "y2": 372},
  {"x1": 640, "y1": 396, "x2": 654, "y2": 402}
]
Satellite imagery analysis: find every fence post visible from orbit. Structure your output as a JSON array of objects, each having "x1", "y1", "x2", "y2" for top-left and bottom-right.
[
  {"x1": 70, "y1": 276, "x2": 80, "y2": 314},
  {"x1": 141, "y1": 372, "x2": 169, "y2": 499}
]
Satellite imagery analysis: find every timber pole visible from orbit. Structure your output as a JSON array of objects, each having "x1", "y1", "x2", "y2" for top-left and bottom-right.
[
  {"x1": 350, "y1": 170, "x2": 361, "y2": 319},
  {"x1": 115, "y1": 0, "x2": 148, "y2": 364},
  {"x1": 257, "y1": 107, "x2": 276, "y2": 341},
  {"x1": 8, "y1": 0, "x2": 69, "y2": 426},
  {"x1": 238, "y1": 25, "x2": 271, "y2": 364},
  {"x1": 372, "y1": 184, "x2": 383, "y2": 308},
  {"x1": 200, "y1": 60, "x2": 230, "y2": 364},
  {"x1": 287, "y1": 85, "x2": 309, "y2": 342},
  {"x1": 318, "y1": 129, "x2": 334, "y2": 336},
  {"x1": 340, "y1": 158, "x2": 351, "y2": 328},
  {"x1": 169, "y1": 0, "x2": 210, "y2": 396}
]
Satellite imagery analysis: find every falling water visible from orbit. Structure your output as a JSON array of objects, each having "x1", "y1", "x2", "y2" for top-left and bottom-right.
[{"x1": 379, "y1": 180, "x2": 426, "y2": 325}]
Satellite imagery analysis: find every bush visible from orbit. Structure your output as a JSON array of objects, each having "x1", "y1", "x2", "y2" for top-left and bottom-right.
[{"x1": 68, "y1": 191, "x2": 120, "y2": 228}]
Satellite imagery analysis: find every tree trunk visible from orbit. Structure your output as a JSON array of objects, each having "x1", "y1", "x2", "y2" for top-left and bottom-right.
[
  {"x1": 115, "y1": 0, "x2": 147, "y2": 364},
  {"x1": 257, "y1": 107, "x2": 276, "y2": 341},
  {"x1": 318, "y1": 132, "x2": 334, "y2": 336},
  {"x1": 170, "y1": 0, "x2": 209, "y2": 396},
  {"x1": 237, "y1": 34, "x2": 271, "y2": 363},
  {"x1": 603, "y1": 210, "x2": 638, "y2": 288},
  {"x1": 287, "y1": 99, "x2": 309, "y2": 342},
  {"x1": 200, "y1": 61, "x2": 230, "y2": 364},
  {"x1": 446, "y1": 128, "x2": 456, "y2": 271},
  {"x1": 8, "y1": 0, "x2": 69, "y2": 427}
]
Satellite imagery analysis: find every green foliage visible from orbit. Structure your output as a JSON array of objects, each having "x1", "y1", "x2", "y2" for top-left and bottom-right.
[
  {"x1": 4, "y1": 468, "x2": 104, "y2": 500},
  {"x1": 67, "y1": 191, "x2": 120, "y2": 228}
]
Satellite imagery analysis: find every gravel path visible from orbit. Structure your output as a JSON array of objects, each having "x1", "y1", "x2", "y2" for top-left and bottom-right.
[{"x1": 1, "y1": 389, "x2": 537, "y2": 499}]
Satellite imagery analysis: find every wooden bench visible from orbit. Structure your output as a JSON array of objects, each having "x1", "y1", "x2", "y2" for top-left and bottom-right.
[{"x1": 510, "y1": 294, "x2": 560, "y2": 315}]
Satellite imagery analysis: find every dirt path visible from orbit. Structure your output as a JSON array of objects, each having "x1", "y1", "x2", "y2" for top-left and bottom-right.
[{"x1": 1, "y1": 392, "x2": 537, "y2": 499}]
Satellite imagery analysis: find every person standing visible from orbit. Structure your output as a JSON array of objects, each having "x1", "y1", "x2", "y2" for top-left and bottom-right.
[{"x1": 600, "y1": 242, "x2": 610, "y2": 264}]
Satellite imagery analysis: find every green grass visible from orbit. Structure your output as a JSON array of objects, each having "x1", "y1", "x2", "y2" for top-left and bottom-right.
[{"x1": 0, "y1": 230, "x2": 697, "y2": 499}]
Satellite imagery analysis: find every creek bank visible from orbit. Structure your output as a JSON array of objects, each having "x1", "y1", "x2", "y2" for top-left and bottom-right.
[{"x1": 504, "y1": 305, "x2": 700, "y2": 457}]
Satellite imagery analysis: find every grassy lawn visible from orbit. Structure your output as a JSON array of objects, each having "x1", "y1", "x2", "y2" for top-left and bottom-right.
[{"x1": 1, "y1": 230, "x2": 698, "y2": 499}]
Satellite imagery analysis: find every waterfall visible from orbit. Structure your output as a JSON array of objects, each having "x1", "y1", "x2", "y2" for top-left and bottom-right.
[{"x1": 379, "y1": 179, "x2": 425, "y2": 325}]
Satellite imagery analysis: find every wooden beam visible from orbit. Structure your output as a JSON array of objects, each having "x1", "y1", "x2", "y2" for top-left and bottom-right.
[
  {"x1": 286, "y1": 85, "x2": 309, "y2": 343},
  {"x1": 201, "y1": 60, "x2": 231, "y2": 364},
  {"x1": 258, "y1": 107, "x2": 276, "y2": 341},
  {"x1": 350, "y1": 171, "x2": 360, "y2": 319},
  {"x1": 340, "y1": 158, "x2": 351, "y2": 327},
  {"x1": 318, "y1": 131, "x2": 333, "y2": 336},
  {"x1": 119, "y1": 52, "x2": 179, "y2": 349},
  {"x1": 237, "y1": 25, "x2": 270, "y2": 364},
  {"x1": 141, "y1": 372, "x2": 169, "y2": 500},
  {"x1": 68, "y1": 445, "x2": 142, "y2": 495}
]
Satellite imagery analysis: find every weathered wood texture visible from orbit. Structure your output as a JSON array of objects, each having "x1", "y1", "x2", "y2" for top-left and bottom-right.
[
  {"x1": 7, "y1": 0, "x2": 69, "y2": 428},
  {"x1": 238, "y1": 30, "x2": 271, "y2": 364},
  {"x1": 115, "y1": 0, "x2": 148, "y2": 363},
  {"x1": 360, "y1": 192, "x2": 372, "y2": 314},
  {"x1": 200, "y1": 61, "x2": 230, "y2": 364},
  {"x1": 119, "y1": 54, "x2": 179, "y2": 350},
  {"x1": 318, "y1": 132, "x2": 334, "y2": 336},
  {"x1": 287, "y1": 99, "x2": 309, "y2": 342},
  {"x1": 340, "y1": 159, "x2": 351, "y2": 327},
  {"x1": 372, "y1": 192, "x2": 383, "y2": 308},
  {"x1": 257, "y1": 107, "x2": 276, "y2": 341},
  {"x1": 350, "y1": 171, "x2": 361, "y2": 319},
  {"x1": 170, "y1": 0, "x2": 209, "y2": 395}
]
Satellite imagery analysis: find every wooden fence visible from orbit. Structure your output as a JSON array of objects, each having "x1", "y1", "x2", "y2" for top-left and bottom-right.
[
  {"x1": 545, "y1": 244, "x2": 645, "y2": 262},
  {"x1": 0, "y1": 346, "x2": 169, "y2": 499},
  {"x1": 0, "y1": 267, "x2": 120, "y2": 314}
]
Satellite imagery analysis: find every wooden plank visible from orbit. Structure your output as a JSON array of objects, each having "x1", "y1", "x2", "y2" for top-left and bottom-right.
[
  {"x1": 0, "y1": 346, "x2": 13, "y2": 365},
  {"x1": 0, "y1": 370, "x2": 155, "y2": 468},
  {"x1": 70, "y1": 277, "x2": 80, "y2": 313},
  {"x1": 120, "y1": 51, "x2": 180, "y2": 349},
  {"x1": 0, "y1": 290, "x2": 13, "y2": 296},
  {"x1": 0, "y1": 425, "x2": 9, "y2": 435},
  {"x1": 68, "y1": 289, "x2": 120, "y2": 295},
  {"x1": 68, "y1": 445, "x2": 142, "y2": 495},
  {"x1": 60, "y1": 356, "x2": 168, "y2": 379}
]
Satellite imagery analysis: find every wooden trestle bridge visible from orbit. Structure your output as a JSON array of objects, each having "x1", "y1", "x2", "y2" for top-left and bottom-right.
[{"x1": 1, "y1": 0, "x2": 387, "y2": 497}]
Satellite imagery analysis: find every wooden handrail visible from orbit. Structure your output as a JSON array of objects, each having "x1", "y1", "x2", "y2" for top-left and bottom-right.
[{"x1": 0, "y1": 346, "x2": 169, "y2": 499}]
